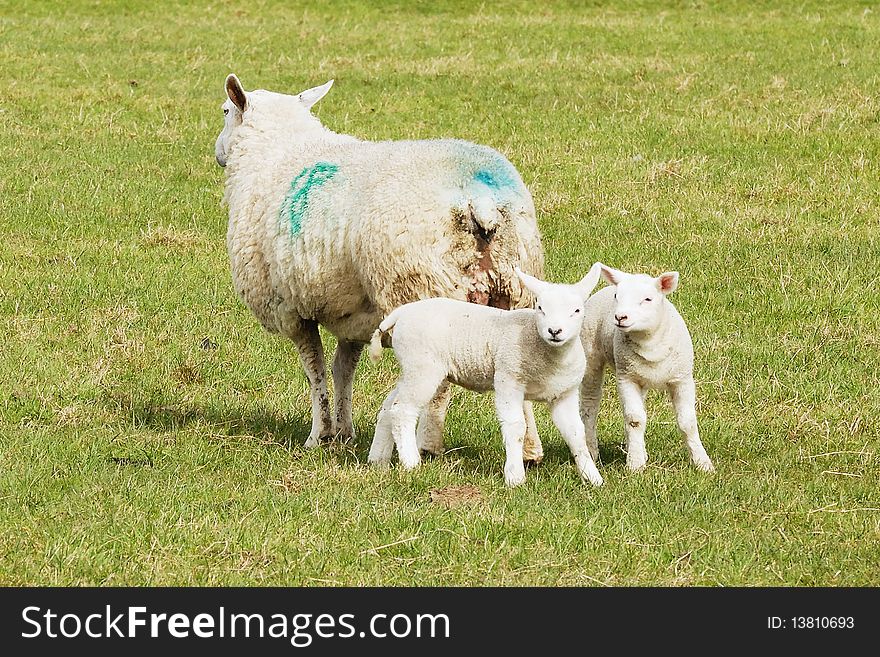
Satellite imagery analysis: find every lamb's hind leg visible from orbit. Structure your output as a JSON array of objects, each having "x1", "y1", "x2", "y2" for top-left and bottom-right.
[
  {"x1": 670, "y1": 379, "x2": 714, "y2": 472},
  {"x1": 368, "y1": 385, "x2": 398, "y2": 468},
  {"x1": 522, "y1": 401, "x2": 544, "y2": 465},
  {"x1": 417, "y1": 380, "x2": 451, "y2": 457},
  {"x1": 289, "y1": 319, "x2": 334, "y2": 448},
  {"x1": 332, "y1": 339, "x2": 364, "y2": 442},
  {"x1": 390, "y1": 370, "x2": 446, "y2": 470},
  {"x1": 580, "y1": 365, "x2": 604, "y2": 464}
]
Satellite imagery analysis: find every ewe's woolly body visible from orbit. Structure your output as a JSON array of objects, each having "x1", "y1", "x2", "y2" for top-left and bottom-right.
[{"x1": 222, "y1": 89, "x2": 544, "y2": 343}]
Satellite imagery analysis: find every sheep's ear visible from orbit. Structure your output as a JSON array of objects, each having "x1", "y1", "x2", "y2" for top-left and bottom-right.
[
  {"x1": 576, "y1": 262, "x2": 602, "y2": 299},
  {"x1": 514, "y1": 266, "x2": 546, "y2": 297},
  {"x1": 599, "y1": 263, "x2": 622, "y2": 286},
  {"x1": 298, "y1": 79, "x2": 334, "y2": 110},
  {"x1": 657, "y1": 271, "x2": 679, "y2": 295},
  {"x1": 226, "y1": 74, "x2": 247, "y2": 112}
]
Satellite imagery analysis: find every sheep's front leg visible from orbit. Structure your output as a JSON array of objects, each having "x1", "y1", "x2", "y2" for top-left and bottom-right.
[
  {"x1": 494, "y1": 383, "x2": 527, "y2": 487},
  {"x1": 290, "y1": 320, "x2": 334, "y2": 448},
  {"x1": 332, "y1": 339, "x2": 363, "y2": 441},
  {"x1": 417, "y1": 380, "x2": 451, "y2": 457},
  {"x1": 550, "y1": 390, "x2": 603, "y2": 486},
  {"x1": 368, "y1": 385, "x2": 398, "y2": 468},
  {"x1": 618, "y1": 378, "x2": 648, "y2": 471},
  {"x1": 522, "y1": 401, "x2": 544, "y2": 465},
  {"x1": 579, "y1": 365, "x2": 604, "y2": 464},
  {"x1": 669, "y1": 379, "x2": 714, "y2": 472}
]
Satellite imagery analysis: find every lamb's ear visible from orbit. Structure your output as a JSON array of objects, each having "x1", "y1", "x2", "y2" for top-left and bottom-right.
[
  {"x1": 514, "y1": 266, "x2": 546, "y2": 298},
  {"x1": 298, "y1": 79, "x2": 334, "y2": 110},
  {"x1": 599, "y1": 263, "x2": 622, "y2": 286},
  {"x1": 576, "y1": 262, "x2": 602, "y2": 299},
  {"x1": 226, "y1": 74, "x2": 247, "y2": 112},
  {"x1": 657, "y1": 271, "x2": 679, "y2": 295}
]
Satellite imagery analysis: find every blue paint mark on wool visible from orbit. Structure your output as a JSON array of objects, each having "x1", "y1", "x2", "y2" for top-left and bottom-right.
[
  {"x1": 473, "y1": 166, "x2": 519, "y2": 196},
  {"x1": 280, "y1": 162, "x2": 339, "y2": 237}
]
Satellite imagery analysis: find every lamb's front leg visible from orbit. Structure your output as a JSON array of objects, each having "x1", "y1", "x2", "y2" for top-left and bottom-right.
[
  {"x1": 617, "y1": 378, "x2": 648, "y2": 471},
  {"x1": 522, "y1": 401, "x2": 544, "y2": 465},
  {"x1": 494, "y1": 383, "x2": 527, "y2": 487},
  {"x1": 550, "y1": 390, "x2": 603, "y2": 486},
  {"x1": 290, "y1": 320, "x2": 334, "y2": 448},
  {"x1": 332, "y1": 339, "x2": 364, "y2": 441},
  {"x1": 669, "y1": 379, "x2": 714, "y2": 472}
]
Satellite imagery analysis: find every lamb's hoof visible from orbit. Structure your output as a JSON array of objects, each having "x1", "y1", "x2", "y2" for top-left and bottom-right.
[
  {"x1": 626, "y1": 456, "x2": 648, "y2": 472},
  {"x1": 523, "y1": 456, "x2": 543, "y2": 469},
  {"x1": 504, "y1": 463, "x2": 526, "y2": 487},
  {"x1": 368, "y1": 458, "x2": 391, "y2": 470},
  {"x1": 419, "y1": 448, "x2": 443, "y2": 459},
  {"x1": 695, "y1": 459, "x2": 715, "y2": 473}
]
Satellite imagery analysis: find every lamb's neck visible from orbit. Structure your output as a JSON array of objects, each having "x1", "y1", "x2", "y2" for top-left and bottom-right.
[{"x1": 624, "y1": 304, "x2": 675, "y2": 363}]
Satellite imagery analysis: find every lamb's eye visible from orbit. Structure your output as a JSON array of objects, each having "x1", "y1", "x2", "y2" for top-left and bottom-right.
[
  {"x1": 644, "y1": 297, "x2": 652, "y2": 302},
  {"x1": 574, "y1": 308, "x2": 581, "y2": 313},
  {"x1": 537, "y1": 305, "x2": 543, "y2": 312},
  {"x1": 613, "y1": 294, "x2": 617, "y2": 300},
  {"x1": 223, "y1": 108, "x2": 229, "y2": 115}
]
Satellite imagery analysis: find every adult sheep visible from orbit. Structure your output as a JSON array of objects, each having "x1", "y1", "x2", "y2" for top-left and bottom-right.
[{"x1": 214, "y1": 74, "x2": 545, "y2": 454}]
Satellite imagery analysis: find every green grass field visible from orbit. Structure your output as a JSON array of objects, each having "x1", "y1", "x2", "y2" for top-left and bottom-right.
[{"x1": 1, "y1": 0, "x2": 878, "y2": 585}]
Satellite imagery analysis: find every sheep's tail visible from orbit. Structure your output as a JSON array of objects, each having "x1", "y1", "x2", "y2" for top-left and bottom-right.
[{"x1": 368, "y1": 307, "x2": 403, "y2": 363}]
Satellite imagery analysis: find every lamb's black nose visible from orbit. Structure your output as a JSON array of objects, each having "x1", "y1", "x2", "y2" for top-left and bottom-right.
[{"x1": 548, "y1": 327, "x2": 562, "y2": 337}]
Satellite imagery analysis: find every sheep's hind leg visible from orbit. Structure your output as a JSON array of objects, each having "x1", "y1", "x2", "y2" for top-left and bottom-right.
[
  {"x1": 290, "y1": 320, "x2": 335, "y2": 448},
  {"x1": 670, "y1": 379, "x2": 714, "y2": 472},
  {"x1": 332, "y1": 339, "x2": 364, "y2": 442},
  {"x1": 550, "y1": 390, "x2": 603, "y2": 486},
  {"x1": 417, "y1": 380, "x2": 451, "y2": 457},
  {"x1": 368, "y1": 385, "x2": 398, "y2": 468},
  {"x1": 390, "y1": 370, "x2": 446, "y2": 471},
  {"x1": 522, "y1": 401, "x2": 544, "y2": 465},
  {"x1": 494, "y1": 383, "x2": 527, "y2": 487}
]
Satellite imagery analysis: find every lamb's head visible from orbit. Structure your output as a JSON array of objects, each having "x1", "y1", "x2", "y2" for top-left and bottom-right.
[
  {"x1": 516, "y1": 263, "x2": 601, "y2": 347},
  {"x1": 599, "y1": 264, "x2": 679, "y2": 334},
  {"x1": 214, "y1": 74, "x2": 334, "y2": 167}
]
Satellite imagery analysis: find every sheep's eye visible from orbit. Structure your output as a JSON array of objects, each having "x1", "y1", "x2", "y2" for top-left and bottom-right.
[
  {"x1": 613, "y1": 294, "x2": 617, "y2": 300},
  {"x1": 574, "y1": 308, "x2": 581, "y2": 313},
  {"x1": 537, "y1": 305, "x2": 543, "y2": 312},
  {"x1": 644, "y1": 297, "x2": 653, "y2": 302},
  {"x1": 223, "y1": 108, "x2": 229, "y2": 115}
]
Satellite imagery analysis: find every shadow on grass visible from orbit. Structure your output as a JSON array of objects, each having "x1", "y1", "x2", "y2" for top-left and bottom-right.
[{"x1": 103, "y1": 392, "x2": 312, "y2": 450}]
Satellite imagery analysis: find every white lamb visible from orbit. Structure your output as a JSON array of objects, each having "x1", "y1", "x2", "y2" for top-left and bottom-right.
[
  {"x1": 579, "y1": 264, "x2": 714, "y2": 472},
  {"x1": 367, "y1": 265, "x2": 605, "y2": 488},
  {"x1": 214, "y1": 74, "x2": 545, "y2": 455}
]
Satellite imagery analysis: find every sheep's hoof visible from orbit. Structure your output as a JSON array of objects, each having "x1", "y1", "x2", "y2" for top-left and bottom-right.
[
  {"x1": 420, "y1": 448, "x2": 443, "y2": 459},
  {"x1": 523, "y1": 456, "x2": 543, "y2": 468}
]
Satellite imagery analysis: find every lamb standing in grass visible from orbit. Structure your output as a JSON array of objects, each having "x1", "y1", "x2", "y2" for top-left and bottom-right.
[
  {"x1": 579, "y1": 264, "x2": 714, "y2": 472},
  {"x1": 368, "y1": 265, "x2": 604, "y2": 488},
  {"x1": 214, "y1": 74, "x2": 545, "y2": 453}
]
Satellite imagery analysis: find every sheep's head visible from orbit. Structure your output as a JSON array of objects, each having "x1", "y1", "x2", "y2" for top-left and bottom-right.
[
  {"x1": 516, "y1": 263, "x2": 601, "y2": 348},
  {"x1": 214, "y1": 74, "x2": 335, "y2": 168},
  {"x1": 599, "y1": 264, "x2": 679, "y2": 334}
]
